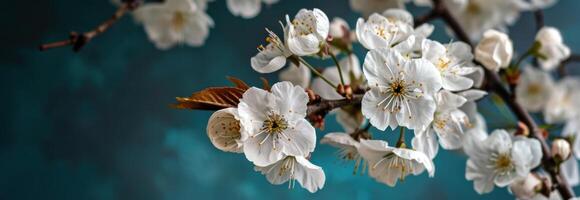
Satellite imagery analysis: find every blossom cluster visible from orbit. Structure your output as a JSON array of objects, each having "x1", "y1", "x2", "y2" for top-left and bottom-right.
[{"x1": 171, "y1": 0, "x2": 580, "y2": 199}]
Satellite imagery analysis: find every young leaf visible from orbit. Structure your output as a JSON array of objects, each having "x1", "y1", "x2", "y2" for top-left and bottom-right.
[
  {"x1": 226, "y1": 76, "x2": 250, "y2": 90},
  {"x1": 173, "y1": 87, "x2": 245, "y2": 110},
  {"x1": 260, "y1": 77, "x2": 271, "y2": 91}
]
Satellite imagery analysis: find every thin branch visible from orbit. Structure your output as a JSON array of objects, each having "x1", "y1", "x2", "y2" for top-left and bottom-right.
[
  {"x1": 38, "y1": 1, "x2": 140, "y2": 52},
  {"x1": 558, "y1": 54, "x2": 580, "y2": 77},
  {"x1": 429, "y1": 0, "x2": 575, "y2": 198},
  {"x1": 307, "y1": 94, "x2": 363, "y2": 118}
]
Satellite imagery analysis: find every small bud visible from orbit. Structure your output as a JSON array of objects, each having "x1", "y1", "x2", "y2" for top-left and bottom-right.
[
  {"x1": 344, "y1": 85, "x2": 353, "y2": 100},
  {"x1": 509, "y1": 173, "x2": 542, "y2": 200},
  {"x1": 515, "y1": 122, "x2": 529, "y2": 137},
  {"x1": 306, "y1": 89, "x2": 317, "y2": 103},
  {"x1": 336, "y1": 84, "x2": 346, "y2": 96},
  {"x1": 552, "y1": 139, "x2": 571, "y2": 162}
]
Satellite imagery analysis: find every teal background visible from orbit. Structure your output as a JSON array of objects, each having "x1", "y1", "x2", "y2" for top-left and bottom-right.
[{"x1": 1, "y1": 0, "x2": 580, "y2": 199}]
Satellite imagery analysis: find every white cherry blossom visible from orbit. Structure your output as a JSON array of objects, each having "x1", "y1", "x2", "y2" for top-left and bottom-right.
[
  {"x1": 284, "y1": 8, "x2": 330, "y2": 56},
  {"x1": 515, "y1": 66, "x2": 555, "y2": 112},
  {"x1": 238, "y1": 81, "x2": 315, "y2": 166},
  {"x1": 535, "y1": 26, "x2": 571, "y2": 71},
  {"x1": 361, "y1": 48, "x2": 442, "y2": 131},
  {"x1": 464, "y1": 129, "x2": 542, "y2": 194},
  {"x1": 475, "y1": 29, "x2": 514, "y2": 72},
  {"x1": 543, "y1": 78, "x2": 580, "y2": 124},
  {"x1": 444, "y1": 0, "x2": 521, "y2": 40},
  {"x1": 321, "y1": 132, "x2": 365, "y2": 172},
  {"x1": 226, "y1": 0, "x2": 279, "y2": 19},
  {"x1": 355, "y1": 11, "x2": 414, "y2": 50},
  {"x1": 412, "y1": 90, "x2": 470, "y2": 159},
  {"x1": 358, "y1": 139, "x2": 435, "y2": 186},
  {"x1": 251, "y1": 28, "x2": 293, "y2": 73},
  {"x1": 255, "y1": 155, "x2": 325, "y2": 193},
  {"x1": 509, "y1": 173, "x2": 543, "y2": 200},
  {"x1": 422, "y1": 39, "x2": 479, "y2": 91},
  {"x1": 206, "y1": 108, "x2": 246, "y2": 153},
  {"x1": 133, "y1": 0, "x2": 214, "y2": 49}
]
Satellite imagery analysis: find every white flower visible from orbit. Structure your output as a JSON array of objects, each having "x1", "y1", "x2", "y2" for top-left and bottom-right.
[
  {"x1": 134, "y1": 0, "x2": 214, "y2": 50},
  {"x1": 311, "y1": 54, "x2": 362, "y2": 100},
  {"x1": 543, "y1": 78, "x2": 580, "y2": 124},
  {"x1": 255, "y1": 155, "x2": 325, "y2": 193},
  {"x1": 349, "y1": 0, "x2": 405, "y2": 17},
  {"x1": 515, "y1": 66, "x2": 555, "y2": 112},
  {"x1": 444, "y1": 0, "x2": 521, "y2": 40},
  {"x1": 535, "y1": 27, "x2": 571, "y2": 71},
  {"x1": 279, "y1": 62, "x2": 311, "y2": 88},
  {"x1": 251, "y1": 28, "x2": 293, "y2": 73},
  {"x1": 358, "y1": 139, "x2": 435, "y2": 186},
  {"x1": 206, "y1": 108, "x2": 246, "y2": 153},
  {"x1": 552, "y1": 139, "x2": 571, "y2": 161},
  {"x1": 422, "y1": 39, "x2": 479, "y2": 91},
  {"x1": 509, "y1": 173, "x2": 543, "y2": 200},
  {"x1": 238, "y1": 81, "x2": 315, "y2": 166},
  {"x1": 464, "y1": 129, "x2": 542, "y2": 194},
  {"x1": 361, "y1": 48, "x2": 442, "y2": 131},
  {"x1": 226, "y1": 0, "x2": 279, "y2": 19},
  {"x1": 321, "y1": 132, "x2": 365, "y2": 172},
  {"x1": 412, "y1": 90, "x2": 470, "y2": 159},
  {"x1": 284, "y1": 8, "x2": 330, "y2": 56},
  {"x1": 475, "y1": 29, "x2": 514, "y2": 72},
  {"x1": 355, "y1": 11, "x2": 414, "y2": 50}
]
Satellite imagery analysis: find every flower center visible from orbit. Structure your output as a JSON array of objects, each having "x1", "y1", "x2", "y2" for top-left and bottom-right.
[
  {"x1": 292, "y1": 16, "x2": 315, "y2": 36},
  {"x1": 527, "y1": 84, "x2": 542, "y2": 95},
  {"x1": 466, "y1": 1, "x2": 481, "y2": 15},
  {"x1": 262, "y1": 113, "x2": 288, "y2": 134},
  {"x1": 172, "y1": 11, "x2": 186, "y2": 31},
  {"x1": 490, "y1": 153, "x2": 514, "y2": 175},
  {"x1": 437, "y1": 57, "x2": 452, "y2": 71},
  {"x1": 390, "y1": 80, "x2": 407, "y2": 97}
]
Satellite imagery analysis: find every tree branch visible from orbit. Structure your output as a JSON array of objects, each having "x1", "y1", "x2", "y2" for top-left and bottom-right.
[
  {"x1": 427, "y1": 0, "x2": 575, "y2": 198},
  {"x1": 307, "y1": 94, "x2": 363, "y2": 118},
  {"x1": 38, "y1": 1, "x2": 140, "y2": 52}
]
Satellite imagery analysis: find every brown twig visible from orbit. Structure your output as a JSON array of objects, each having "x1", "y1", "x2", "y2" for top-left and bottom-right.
[
  {"x1": 307, "y1": 94, "x2": 363, "y2": 118},
  {"x1": 558, "y1": 54, "x2": 580, "y2": 77},
  {"x1": 413, "y1": 9, "x2": 439, "y2": 27},
  {"x1": 38, "y1": 1, "x2": 140, "y2": 52},
  {"x1": 424, "y1": 0, "x2": 575, "y2": 198}
]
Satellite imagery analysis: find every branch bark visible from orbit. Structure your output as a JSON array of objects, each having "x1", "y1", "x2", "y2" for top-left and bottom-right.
[
  {"x1": 422, "y1": 0, "x2": 575, "y2": 198},
  {"x1": 38, "y1": 1, "x2": 140, "y2": 52}
]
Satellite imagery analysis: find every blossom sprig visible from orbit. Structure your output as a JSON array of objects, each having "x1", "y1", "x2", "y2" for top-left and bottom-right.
[{"x1": 174, "y1": 3, "x2": 580, "y2": 198}]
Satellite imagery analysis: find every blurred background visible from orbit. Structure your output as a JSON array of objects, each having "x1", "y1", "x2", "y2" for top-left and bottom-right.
[{"x1": 1, "y1": 0, "x2": 580, "y2": 199}]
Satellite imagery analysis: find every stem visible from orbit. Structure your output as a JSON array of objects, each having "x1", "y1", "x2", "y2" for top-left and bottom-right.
[
  {"x1": 298, "y1": 57, "x2": 337, "y2": 88},
  {"x1": 428, "y1": 0, "x2": 575, "y2": 198},
  {"x1": 330, "y1": 53, "x2": 346, "y2": 86},
  {"x1": 39, "y1": 1, "x2": 138, "y2": 52},
  {"x1": 515, "y1": 50, "x2": 534, "y2": 68},
  {"x1": 396, "y1": 127, "x2": 406, "y2": 148}
]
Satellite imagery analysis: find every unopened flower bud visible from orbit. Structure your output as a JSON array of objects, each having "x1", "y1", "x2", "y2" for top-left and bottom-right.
[
  {"x1": 552, "y1": 139, "x2": 571, "y2": 161},
  {"x1": 509, "y1": 173, "x2": 542, "y2": 200},
  {"x1": 515, "y1": 121, "x2": 529, "y2": 137}
]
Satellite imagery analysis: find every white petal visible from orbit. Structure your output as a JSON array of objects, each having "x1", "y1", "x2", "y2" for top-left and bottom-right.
[
  {"x1": 226, "y1": 0, "x2": 261, "y2": 19},
  {"x1": 294, "y1": 156, "x2": 326, "y2": 193},
  {"x1": 271, "y1": 81, "x2": 309, "y2": 121},
  {"x1": 361, "y1": 88, "x2": 398, "y2": 131},
  {"x1": 412, "y1": 128, "x2": 439, "y2": 159},
  {"x1": 561, "y1": 158, "x2": 580, "y2": 187},
  {"x1": 206, "y1": 108, "x2": 244, "y2": 153},
  {"x1": 279, "y1": 119, "x2": 316, "y2": 157}
]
